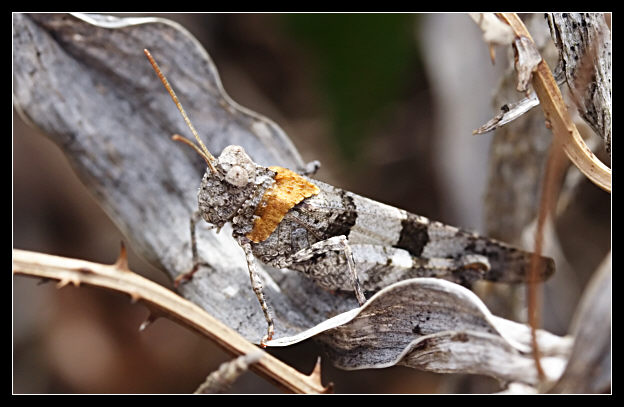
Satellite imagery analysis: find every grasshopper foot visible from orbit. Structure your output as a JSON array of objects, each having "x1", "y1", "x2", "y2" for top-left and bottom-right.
[
  {"x1": 259, "y1": 327, "x2": 275, "y2": 348},
  {"x1": 173, "y1": 265, "x2": 198, "y2": 288},
  {"x1": 174, "y1": 262, "x2": 212, "y2": 288}
]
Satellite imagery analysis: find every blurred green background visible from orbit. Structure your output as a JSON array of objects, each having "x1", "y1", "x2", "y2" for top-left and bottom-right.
[{"x1": 283, "y1": 13, "x2": 421, "y2": 161}]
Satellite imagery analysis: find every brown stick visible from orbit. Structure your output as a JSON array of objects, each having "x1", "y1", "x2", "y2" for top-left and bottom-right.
[
  {"x1": 12, "y1": 247, "x2": 331, "y2": 394},
  {"x1": 498, "y1": 13, "x2": 611, "y2": 193},
  {"x1": 528, "y1": 136, "x2": 568, "y2": 381}
]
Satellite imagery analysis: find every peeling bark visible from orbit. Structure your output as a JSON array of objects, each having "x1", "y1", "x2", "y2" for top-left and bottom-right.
[{"x1": 546, "y1": 13, "x2": 611, "y2": 156}]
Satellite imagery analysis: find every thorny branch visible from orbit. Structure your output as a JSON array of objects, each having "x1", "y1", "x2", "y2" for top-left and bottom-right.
[{"x1": 12, "y1": 247, "x2": 331, "y2": 394}]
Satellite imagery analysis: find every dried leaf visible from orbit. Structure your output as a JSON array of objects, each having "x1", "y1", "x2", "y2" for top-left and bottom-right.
[
  {"x1": 473, "y1": 70, "x2": 565, "y2": 135},
  {"x1": 514, "y1": 36, "x2": 542, "y2": 93},
  {"x1": 268, "y1": 278, "x2": 571, "y2": 385},
  {"x1": 473, "y1": 92, "x2": 540, "y2": 135}
]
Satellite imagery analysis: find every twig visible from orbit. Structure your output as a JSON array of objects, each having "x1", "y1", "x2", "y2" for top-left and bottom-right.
[
  {"x1": 194, "y1": 351, "x2": 264, "y2": 394},
  {"x1": 497, "y1": 13, "x2": 611, "y2": 193},
  {"x1": 12, "y1": 247, "x2": 331, "y2": 394},
  {"x1": 527, "y1": 135, "x2": 568, "y2": 383}
]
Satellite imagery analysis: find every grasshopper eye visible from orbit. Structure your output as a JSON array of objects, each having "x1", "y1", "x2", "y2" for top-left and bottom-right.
[{"x1": 225, "y1": 165, "x2": 250, "y2": 187}]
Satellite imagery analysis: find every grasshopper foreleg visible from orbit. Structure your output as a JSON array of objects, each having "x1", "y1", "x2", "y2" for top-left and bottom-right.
[
  {"x1": 175, "y1": 210, "x2": 213, "y2": 287},
  {"x1": 238, "y1": 239, "x2": 275, "y2": 347},
  {"x1": 300, "y1": 160, "x2": 321, "y2": 176}
]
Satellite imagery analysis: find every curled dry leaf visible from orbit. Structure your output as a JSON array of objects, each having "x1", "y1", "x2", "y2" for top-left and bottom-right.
[
  {"x1": 14, "y1": 13, "x2": 570, "y2": 385},
  {"x1": 473, "y1": 91, "x2": 540, "y2": 135},
  {"x1": 473, "y1": 69, "x2": 565, "y2": 135},
  {"x1": 513, "y1": 36, "x2": 543, "y2": 93},
  {"x1": 268, "y1": 278, "x2": 572, "y2": 386}
]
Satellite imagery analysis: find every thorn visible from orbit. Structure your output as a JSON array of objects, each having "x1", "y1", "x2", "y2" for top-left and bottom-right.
[
  {"x1": 308, "y1": 356, "x2": 333, "y2": 393},
  {"x1": 56, "y1": 278, "x2": 70, "y2": 289},
  {"x1": 309, "y1": 356, "x2": 322, "y2": 379},
  {"x1": 489, "y1": 44, "x2": 497, "y2": 64},
  {"x1": 129, "y1": 291, "x2": 141, "y2": 304},
  {"x1": 56, "y1": 276, "x2": 80, "y2": 289},
  {"x1": 139, "y1": 312, "x2": 158, "y2": 332},
  {"x1": 114, "y1": 241, "x2": 130, "y2": 271}
]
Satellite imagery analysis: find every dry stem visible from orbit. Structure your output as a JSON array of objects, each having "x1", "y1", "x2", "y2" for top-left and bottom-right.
[
  {"x1": 498, "y1": 13, "x2": 611, "y2": 193},
  {"x1": 12, "y1": 247, "x2": 331, "y2": 394}
]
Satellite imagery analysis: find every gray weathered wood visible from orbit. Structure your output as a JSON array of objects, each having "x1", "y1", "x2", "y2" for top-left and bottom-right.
[{"x1": 546, "y1": 13, "x2": 611, "y2": 156}]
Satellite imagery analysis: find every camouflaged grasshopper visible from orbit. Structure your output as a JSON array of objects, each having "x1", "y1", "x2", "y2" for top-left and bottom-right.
[{"x1": 145, "y1": 50, "x2": 554, "y2": 346}]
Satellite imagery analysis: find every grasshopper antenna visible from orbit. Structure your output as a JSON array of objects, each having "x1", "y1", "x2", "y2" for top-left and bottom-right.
[{"x1": 144, "y1": 49, "x2": 218, "y2": 173}]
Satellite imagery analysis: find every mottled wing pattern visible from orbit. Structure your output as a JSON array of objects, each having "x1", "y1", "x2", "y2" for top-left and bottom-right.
[{"x1": 288, "y1": 180, "x2": 554, "y2": 287}]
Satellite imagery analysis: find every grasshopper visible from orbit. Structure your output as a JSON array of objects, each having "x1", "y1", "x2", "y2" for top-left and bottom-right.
[{"x1": 144, "y1": 50, "x2": 554, "y2": 346}]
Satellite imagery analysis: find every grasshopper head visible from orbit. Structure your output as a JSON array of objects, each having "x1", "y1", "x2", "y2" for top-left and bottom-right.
[
  {"x1": 143, "y1": 50, "x2": 274, "y2": 233},
  {"x1": 197, "y1": 145, "x2": 275, "y2": 231}
]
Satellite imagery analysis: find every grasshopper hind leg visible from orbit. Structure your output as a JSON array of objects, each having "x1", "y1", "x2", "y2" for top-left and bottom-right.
[
  {"x1": 336, "y1": 236, "x2": 367, "y2": 305},
  {"x1": 288, "y1": 243, "x2": 493, "y2": 293},
  {"x1": 282, "y1": 235, "x2": 367, "y2": 306}
]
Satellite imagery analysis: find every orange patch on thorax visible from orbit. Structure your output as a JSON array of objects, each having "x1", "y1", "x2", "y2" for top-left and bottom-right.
[{"x1": 246, "y1": 166, "x2": 320, "y2": 243}]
